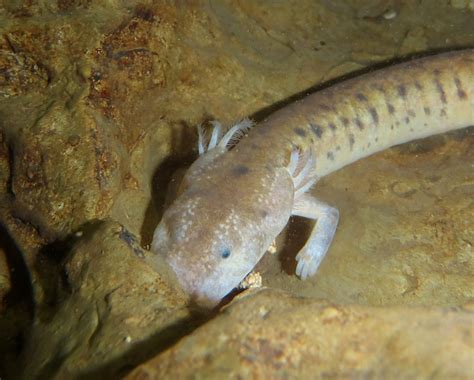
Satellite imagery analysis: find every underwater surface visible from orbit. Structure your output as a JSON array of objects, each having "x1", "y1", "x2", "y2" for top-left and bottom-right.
[{"x1": 0, "y1": 1, "x2": 473, "y2": 378}]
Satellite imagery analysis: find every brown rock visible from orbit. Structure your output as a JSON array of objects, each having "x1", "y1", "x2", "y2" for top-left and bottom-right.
[
  {"x1": 0, "y1": 244, "x2": 11, "y2": 310},
  {"x1": 3, "y1": 105, "x2": 126, "y2": 241},
  {"x1": 19, "y1": 220, "x2": 191, "y2": 379},
  {"x1": 0, "y1": 1, "x2": 473, "y2": 378},
  {"x1": 127, "y1": 288, "x2": 474, "y2": 380}
]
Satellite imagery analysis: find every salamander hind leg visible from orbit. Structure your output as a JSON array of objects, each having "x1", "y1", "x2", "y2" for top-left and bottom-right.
[{"x1": 292, "y1": 193, "x2": 339, "y2": 280}]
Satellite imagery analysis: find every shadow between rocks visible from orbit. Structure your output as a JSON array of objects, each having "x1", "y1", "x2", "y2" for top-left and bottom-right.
[
  {"x1": 0, "y1": 222, "x2": 35, "y2": 379},
  {"x1": 77, "y1": 311, "x2": 210, "y2": 380}
]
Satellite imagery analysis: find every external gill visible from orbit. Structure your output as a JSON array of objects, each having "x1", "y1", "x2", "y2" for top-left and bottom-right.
[{"x1": 198, "y1": 119, "x2": 253, "y2": 155}]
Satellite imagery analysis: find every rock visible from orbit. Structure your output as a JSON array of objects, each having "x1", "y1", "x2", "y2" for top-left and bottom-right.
[
  {"x1": 0, "y1": 1, "x2": 473, "y2": 378},
  {"x1": 0, "y1": 10, "x2": 134, "y2": 287},
  {"x1": 450, "y1": 0, "x2": 473, "y2": 10},
  {"x1": 19, "y1": 220, "x2": 191, "y2": 379},
  {"x1": 0, "y1": 129, "x2": 9, "y2": 195},
  {"x1": 0, "y1": 228, "x2": 33, "y2": 380},
  {"x1": 2, "y1": 104, "x2": 127, "y2": 242},
  {"x1": 127, "y1": 288, "x2": 474, "y2": 379},
  {"x1": 0, "y1": 244, "x2": 11, "y2": 309}
]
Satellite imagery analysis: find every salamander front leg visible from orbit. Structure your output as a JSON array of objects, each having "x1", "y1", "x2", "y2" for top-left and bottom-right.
[{"x1": 292, "y1": 194, "x2": 339, "y2": 280}]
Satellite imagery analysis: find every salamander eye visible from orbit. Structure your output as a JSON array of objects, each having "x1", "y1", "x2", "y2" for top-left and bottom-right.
[{"x1": 220, "y1": 247, "x2": 231, "y2": 259}]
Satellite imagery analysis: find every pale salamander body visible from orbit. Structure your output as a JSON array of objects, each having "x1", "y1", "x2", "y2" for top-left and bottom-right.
[{"x1": 151, "y1": 50, "x2": 474, "y2": 305}]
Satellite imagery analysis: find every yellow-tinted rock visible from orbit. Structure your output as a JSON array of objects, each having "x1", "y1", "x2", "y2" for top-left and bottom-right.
[
  {"x1": 127, "y1": 288, "x2": 474, "y2": 380},
  {"x1": 19, "y1": 220, "x2": 190, "y2": 379},
  {"x1": 0, "y1": 1, "x2": 473, "y2": 378},
  {"x1": 0, "y1": 244, "x2": 10, "y2": 311}
]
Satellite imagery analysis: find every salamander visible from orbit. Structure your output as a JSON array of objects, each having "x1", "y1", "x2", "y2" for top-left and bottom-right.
[{"x1": 151, "y1": 49, "x2": 474, "y2": 305}]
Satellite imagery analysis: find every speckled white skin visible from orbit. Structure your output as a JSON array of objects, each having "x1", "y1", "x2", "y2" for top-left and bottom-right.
[{"x1": 152, "y1": 50, "x2": 474, "y2": 305}]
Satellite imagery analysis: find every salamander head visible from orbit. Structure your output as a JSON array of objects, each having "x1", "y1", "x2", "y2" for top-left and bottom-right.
[
  {"x1": 151, "y1": 168, "x2": 293, "y2": 306},
  {"x1": 151, "y1": 195, "x2": 266, "y2": 306}
]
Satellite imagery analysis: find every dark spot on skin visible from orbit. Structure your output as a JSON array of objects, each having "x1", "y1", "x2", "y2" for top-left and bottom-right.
[
  {"x1": 336, "y1": 145, "x2": 341, "y2": 151},
  {"x1": 356, "y1": 93, "x2": 368, "y2": 102},
  {"x1": 440, "y1": 109, "x2": 447, "y2": 117},
  {"x1": 310, "y1": 123, "x2": 323, "y2": 138},
  {"x1": 415, "y1": 81, "x2": 423, "y2": 91},
  {"x1": 396, "y1": 121, "x2": 400, "y2": 126},
  {"x1": 354, "y1": 117, "x2": 364, "y2": 130},
  {"x1": 375, "y1": 137, "x2": 379, "y2": 142},
  {"x1": 369, "y1": 107, "x2": 379, "y2": 125},
  {"x1": 390, "y1": 125, "x2": 394, "y2": 130},
  {"x1": 232, "y1": 165, "x2": 250, "y2": 176},
  {"x1": 397, "y1": 85, "x2": 407, "y2": 98},
  {"x1": 349, "y1": 134, "x2": 355, "y2": 150},
  {"x1": 435, "y1": 80, "x2": 447, "y2": 104},
  {"x1": 423, "y1": 107, "x2": 431, "y2": 115},
  {"x1": 294, "y1": 127, "x2": 307, "y2": 137},
  {"x1": 408, "y1": 110, "x2": 416, "y2": 118},
  {"x1": 405, "y1": 116, "x2": 410, "y2": 124},
  {"x1": 327, "y1": 151, "x2": 334, "y2": 160},
  {"x1": 328, "y1": 123, "x2": 336, "y2": 131},
  {"x1": 260, "y1": 209, "x2": 268, "y2": 218},
  {"x1": 387, "y1": 103, "x2": 395, "y2": 114},
  {"x1": 340, "y1": 117, "x2": 349, "y2": 127},
  {"x1": 221, "y1": 247, "x2": 231, "y2": 259},
  {"x1": 454, "y1": 77, "x2": 467, "y2": 99}
]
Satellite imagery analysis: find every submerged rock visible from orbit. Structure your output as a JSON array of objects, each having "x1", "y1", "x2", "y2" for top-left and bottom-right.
[
  {"x1": 0, "y1": 1, "x2": 473, "y2": 378},
  {"x1": 0, "y1": 245, "x2": 10, "y2": 309},
  {"x1": 19, "y1": 220, "x2": 191, "y2": 379},
  {"x1": 127, "y1": 288, "x2": 474, "y2": 379}
]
